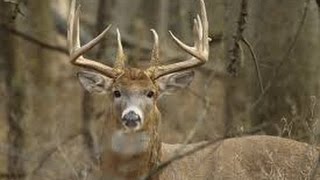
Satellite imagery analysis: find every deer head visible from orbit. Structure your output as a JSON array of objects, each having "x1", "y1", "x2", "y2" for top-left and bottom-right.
[{"x1": 68, "y1": 0, "x2": 209, "y2": 133}]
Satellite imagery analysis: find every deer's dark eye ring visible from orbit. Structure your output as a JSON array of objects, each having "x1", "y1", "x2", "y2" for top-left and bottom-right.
[
  {"x1": 146, "y1": 91, "x2": 155, "y2": 98},
  {"x1": 113, "y1": 90, "x2": 121, "y2": 98}
]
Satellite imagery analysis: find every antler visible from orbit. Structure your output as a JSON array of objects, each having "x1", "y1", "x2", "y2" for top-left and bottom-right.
[
  {"x1": 146, "y1": 0, "x2": 209, "y2": 80},
  {"x1": 68, "y1": 0, "x2": 125, "y2": 78}
]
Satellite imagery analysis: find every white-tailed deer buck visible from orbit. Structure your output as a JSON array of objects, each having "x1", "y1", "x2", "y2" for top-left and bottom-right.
[{"x1": 56, "y1": 0, "x2": 320, "y2": 179}]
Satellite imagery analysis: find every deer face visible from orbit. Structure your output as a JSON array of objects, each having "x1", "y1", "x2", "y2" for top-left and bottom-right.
[{"x1": 77, "y1": 68, "x2": 194, "y2": 131}]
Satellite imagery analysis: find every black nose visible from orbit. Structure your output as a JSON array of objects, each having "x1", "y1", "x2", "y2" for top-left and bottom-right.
[{"x1": 122, "y1": 111, "x2": 141, "y2": 128}]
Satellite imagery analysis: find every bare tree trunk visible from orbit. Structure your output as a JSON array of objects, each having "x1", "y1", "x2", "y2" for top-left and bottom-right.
[
  {"x1": 13, "y1": 0, "x2": 86, "y2": 178},
  {"x1": 0, "y1": 2, "x2": 25, "y2": 179},
  {"x1": 157, "y1": 0, "x2": 169, "y2": 38},
  {"x1": 81, "y1": 0, "x2": 114, "y2": 164},
  {"x1": 112, "y1": 0, "x2": 143, "y2": 31},
  {"x1": 223, "y1": 0, "x2": 254, "y2": 135}
]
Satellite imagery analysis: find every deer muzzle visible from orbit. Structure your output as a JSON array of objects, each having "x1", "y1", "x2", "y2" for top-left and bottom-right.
[{"x1": 122, "y1": 111, "x2": 141, "y2": 128}]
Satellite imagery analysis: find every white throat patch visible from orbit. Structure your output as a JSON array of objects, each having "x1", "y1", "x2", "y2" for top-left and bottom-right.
[{"x1": 111, "y1": 131, "x2": 150, "y2": 155}]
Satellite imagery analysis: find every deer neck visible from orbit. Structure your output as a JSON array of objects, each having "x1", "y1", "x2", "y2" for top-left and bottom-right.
[{"x1": 100, "y1": 107, "x2": 162, "y2": 180}]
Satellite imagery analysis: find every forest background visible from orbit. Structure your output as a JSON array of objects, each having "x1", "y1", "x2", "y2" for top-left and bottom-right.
[{"x1": 0, "y1": 0, "x2": 319, "y2": 178}]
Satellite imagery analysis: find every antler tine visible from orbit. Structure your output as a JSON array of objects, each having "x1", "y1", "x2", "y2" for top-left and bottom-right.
[
  {"x1": 145, "y1": 29, "x2": 160, "y2": 78},
  {"x1": 67, "y1": 0, "x2": 74, "y2": 54},
  {"x1": 146, "y1": 0, "x2": 209, "y2": 80},
  {"x1": 114, "y1": 28, "x2": 126, "y2": 71},
  {"x1": 150, "y1": 29, "x2": 160, "y2": 67},
  {"x1": 68, "y1": 0, "x2": 117, "y2": 78},
  {"x1": 200, "y1": 0, "x2": 209, "y2": 51}
]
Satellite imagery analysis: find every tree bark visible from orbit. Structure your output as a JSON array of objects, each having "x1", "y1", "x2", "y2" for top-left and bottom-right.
[{"x1": 0, "y1": 1, "x2": 25, "y2": 178}]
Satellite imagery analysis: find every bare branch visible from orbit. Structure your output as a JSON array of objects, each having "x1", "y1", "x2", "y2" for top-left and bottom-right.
[
  {"x1": 30, "y1": 133, "x2": 82, "y2": 176},
  {"x1": 241, "y1": 37, "x2": 264, "y2": 93},
  {"x1": 0, "y1": 24, "x2": 68, "y2": 54}
]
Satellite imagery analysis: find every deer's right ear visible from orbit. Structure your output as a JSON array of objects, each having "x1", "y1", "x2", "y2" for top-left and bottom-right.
[{"x1": 77, "y1": 71, "x2": 113, "y2": 94}]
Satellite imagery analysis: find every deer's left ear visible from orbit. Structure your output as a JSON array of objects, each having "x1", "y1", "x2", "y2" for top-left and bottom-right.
[
  {"x1": 156, "y1": 71, "x2": 194, "y2": 97},
  {"x1": 77, "y1": 71, "x2": 113, "y2": 94}
]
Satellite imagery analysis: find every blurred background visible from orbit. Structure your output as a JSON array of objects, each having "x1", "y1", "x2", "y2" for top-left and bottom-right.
[{"x1": 0, "y1": 0, "x2": 319, "y2": 179}]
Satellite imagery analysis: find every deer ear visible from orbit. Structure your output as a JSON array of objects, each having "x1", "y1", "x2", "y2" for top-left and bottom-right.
[
  {"x1": 156, "y1": 71, "x2": 194, "y2": 97},
  {"x1": 77, "y1": 71, "x2": 113, "y2": 94}
]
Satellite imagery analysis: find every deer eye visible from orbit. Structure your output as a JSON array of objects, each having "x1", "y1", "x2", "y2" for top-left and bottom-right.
[
  {"x1": 146, "y1": 91, "x2": 155, "y2": 98},
  {"x1": 113, "y1": 90, "x2": 121, "y2": 98}
]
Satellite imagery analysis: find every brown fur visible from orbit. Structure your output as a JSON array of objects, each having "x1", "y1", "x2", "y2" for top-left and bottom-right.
[
  {"x1": 97, "y1": 68, "x2": 320, "y2": 180},
  {"x1": 115, "y1": 69, "x2": 155, "y2": 88},
  {"x1": 160, "y1": 136, "x2": 320, "y2": 180},
  {"x1": 112, "y1": 69, "x2": 158, "y2": 99}
]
